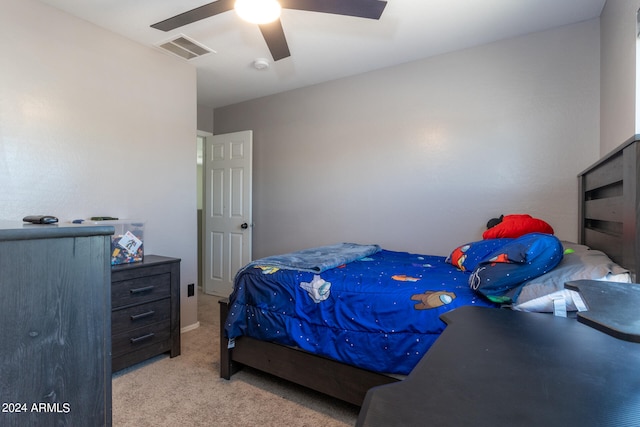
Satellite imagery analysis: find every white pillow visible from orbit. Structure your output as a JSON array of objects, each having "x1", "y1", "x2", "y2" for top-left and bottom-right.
[{"x1": 512, "y1": 241, "x2": 631, "y2": 312}]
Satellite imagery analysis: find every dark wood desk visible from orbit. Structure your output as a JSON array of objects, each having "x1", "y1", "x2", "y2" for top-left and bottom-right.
[
  {"x1": 566, "y1": 280, "x2": 640, "y2": 342},
  {"x1": 357, "y1": 305, "x2": 640, "y2": 427}
]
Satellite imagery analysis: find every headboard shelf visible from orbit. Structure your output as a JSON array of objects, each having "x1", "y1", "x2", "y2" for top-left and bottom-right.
[
  {"x1": 582, "y1": 152, "x2": 622, "y2": 191},
  {"x1": 584, "y1": 197, "x2": 623, "y2": 222},
  {"x1": 579, "y1": 135, "x2": 640, "y2": 280}
]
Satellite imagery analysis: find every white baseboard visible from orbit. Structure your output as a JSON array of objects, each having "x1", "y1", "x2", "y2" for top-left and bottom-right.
[{"x1": 180, "y1": 321, "x2": 200, "y2": 334}]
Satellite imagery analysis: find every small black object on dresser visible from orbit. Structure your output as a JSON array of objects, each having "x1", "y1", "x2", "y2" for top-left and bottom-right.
[{"x1": 111, "y1": 255, "x2": 181, "y2": 372}]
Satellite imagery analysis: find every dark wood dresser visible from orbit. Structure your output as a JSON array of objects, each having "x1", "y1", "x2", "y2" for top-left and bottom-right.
[
  {"x1": 111, "y1": 255, "x2": 181, "y2": 372},
  {"x1": 0, "y1": 221, "x2": 113, "y2": 427}
]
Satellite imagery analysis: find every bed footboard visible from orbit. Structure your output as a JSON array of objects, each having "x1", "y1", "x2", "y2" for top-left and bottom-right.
[{"x1": 218, "y1": 298, "x2": 399, "y2": 406}]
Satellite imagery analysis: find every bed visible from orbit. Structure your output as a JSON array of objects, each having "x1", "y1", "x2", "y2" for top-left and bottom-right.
[{"x1": 219, "y1": 135, "x2": 640, "y2": 406}]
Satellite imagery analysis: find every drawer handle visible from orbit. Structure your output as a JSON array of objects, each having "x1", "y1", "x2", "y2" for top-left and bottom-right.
[
  {"x1": 130, "y1": 333, "x2": 155, "y2": 344},
  {"x1": 130, "y1": 310, "x2": 155, "y2": 321},
  {"x1": 130, "y1": 285, "x2": 155, "y2": 294}
]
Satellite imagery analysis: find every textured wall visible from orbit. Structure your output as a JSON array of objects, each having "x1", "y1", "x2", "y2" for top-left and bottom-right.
[
  {"x1": 599, "y1": 0, "x2": 638, "y2": 155},
  {"x1": 214, "y1": 20, "x2": 601, "y2": 258},
  {"x1": 0, "y1": 0, "x2": 199, "y2": 328}
]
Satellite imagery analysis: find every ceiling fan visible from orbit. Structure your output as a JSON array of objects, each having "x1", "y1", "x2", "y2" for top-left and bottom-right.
[{"x1": 151, "y1": 0, "x2": 388, "y2": 61}]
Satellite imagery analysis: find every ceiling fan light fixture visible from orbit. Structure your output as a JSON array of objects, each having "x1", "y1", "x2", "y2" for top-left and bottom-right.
[{"x1": 235, "y1": 0, "x2": 281, "y2": 25}]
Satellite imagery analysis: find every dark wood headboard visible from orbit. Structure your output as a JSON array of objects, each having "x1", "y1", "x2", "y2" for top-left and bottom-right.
[{"x1": 578, "y1": 135, "x2": 640, "y2": 280}]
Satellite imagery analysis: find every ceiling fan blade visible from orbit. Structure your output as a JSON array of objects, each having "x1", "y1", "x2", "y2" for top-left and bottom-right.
[
  {"x1": 279, "y1": 0, "x2": 387, "y2": 20},
  {"x1": 151, "y1": 0, "x2": 235, "y2": 31},
  {"x1": 259, "y1": 19, "x2": 291, "y2": 61}
]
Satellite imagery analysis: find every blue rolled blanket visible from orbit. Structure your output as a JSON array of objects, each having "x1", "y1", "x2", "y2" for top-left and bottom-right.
[{"x1": 238, "y1": 242, "x2": 381, "y2": 275}]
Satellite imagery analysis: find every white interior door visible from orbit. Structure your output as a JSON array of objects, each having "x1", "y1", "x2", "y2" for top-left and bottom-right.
[{"x1": 203, "y1": 130, "x2": 253, "y2": 297}]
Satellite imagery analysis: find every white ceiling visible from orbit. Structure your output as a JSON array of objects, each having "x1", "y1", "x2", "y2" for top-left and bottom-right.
[{"x1": 38, "y1": 0, "x2": 606, "y2": 108}]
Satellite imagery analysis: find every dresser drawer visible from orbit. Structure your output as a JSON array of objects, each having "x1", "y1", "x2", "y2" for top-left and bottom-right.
[
  {"x1": 112, "y1": 299, "x2": 171, "y2": 335},
  {"x1": 112, "y1": 272, "x2": 171, "y2": 308},
  {"x1": 112, "y1": 320, "x2": 171, "y2": 358}
]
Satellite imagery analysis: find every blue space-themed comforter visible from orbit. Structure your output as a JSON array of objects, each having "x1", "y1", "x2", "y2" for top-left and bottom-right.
[{"x1": 224, "y1": 244, "x2": 497, "y2": 375}]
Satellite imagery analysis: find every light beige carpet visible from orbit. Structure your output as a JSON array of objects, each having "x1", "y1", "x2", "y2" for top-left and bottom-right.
[{"x1": 112, "y1": 291, "x2": 360, "y2": 426}]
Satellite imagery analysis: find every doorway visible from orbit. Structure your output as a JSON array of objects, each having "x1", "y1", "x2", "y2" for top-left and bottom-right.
[
  {"x1": 196, "y1": 135, "x2": 205, "y2": 293},
  {"x1": 202, "y1": 131, "x2": 253, "y2": 296}
]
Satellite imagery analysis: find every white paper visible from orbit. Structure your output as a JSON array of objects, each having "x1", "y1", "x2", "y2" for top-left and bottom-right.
[{"x1": 117, "y1": 230, "x2": 142, "y2": 255}]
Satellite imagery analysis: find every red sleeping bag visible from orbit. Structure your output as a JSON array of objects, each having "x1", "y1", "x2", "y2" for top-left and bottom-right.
[{"x1": 482, "y1": 214, "x2": 554, "y2": 239}]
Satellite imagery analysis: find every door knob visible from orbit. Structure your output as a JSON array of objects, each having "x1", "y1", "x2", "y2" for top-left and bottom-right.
[{"x1": 241, "y1": 223, "x2": 248, "y2": 229}]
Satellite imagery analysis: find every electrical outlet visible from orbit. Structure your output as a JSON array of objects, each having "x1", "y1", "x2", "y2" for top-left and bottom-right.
[{"x1": 187, "y1": 283, "x2": 195, "y2": 297}]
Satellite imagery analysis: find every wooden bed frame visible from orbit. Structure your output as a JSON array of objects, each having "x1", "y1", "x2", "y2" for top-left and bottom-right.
[
  {"x1": 220, "y1": 135, "x2": 640, "y2": 407},
  {"x1": 218, "y1": 299, "x2": 398, "y2": 406},
  {"x1": 579, "y1": 135, "x2": 640, "y2": 280}
]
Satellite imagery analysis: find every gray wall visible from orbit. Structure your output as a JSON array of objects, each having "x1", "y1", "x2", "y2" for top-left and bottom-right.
[
  {"x1": 600, "y1": 0, "x2": 639, "y2": 155},
  {"x1": 600, "y1": 0, "x2": 640, "y2": 155},
  {"x1": 215, "y1": 20, "x2": 601, "y2": 258},
  {"x1": 0, "y1": 0, "x2": 200, "y2": 329}
]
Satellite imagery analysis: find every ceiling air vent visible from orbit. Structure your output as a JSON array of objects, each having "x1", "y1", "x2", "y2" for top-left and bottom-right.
[{"x1": 157, "y1": 34, "x2": 215, "y2": 60}]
